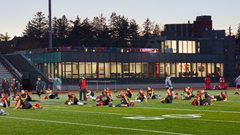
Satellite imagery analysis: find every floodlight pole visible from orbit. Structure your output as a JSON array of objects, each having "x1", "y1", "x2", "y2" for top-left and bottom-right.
[{"x1": 48, "y1": 0, "x2": 53, "y2": 48}]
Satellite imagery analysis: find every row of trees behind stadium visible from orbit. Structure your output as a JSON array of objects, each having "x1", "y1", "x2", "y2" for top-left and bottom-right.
[
  {"x1": 0, "y1": 12, "x2": 240, "y2": 54},
  {"x1": 0, "y1": 12, "x2": 163, "y2": 53}
]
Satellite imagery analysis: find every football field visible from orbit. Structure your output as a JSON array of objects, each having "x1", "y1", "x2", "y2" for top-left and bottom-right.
[{"x1": 0, "y1": 90, "x2": 240, "y2": 135}]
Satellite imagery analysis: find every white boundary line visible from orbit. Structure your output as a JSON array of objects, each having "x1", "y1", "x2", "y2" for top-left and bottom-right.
[
  {"x1": 0, "y1": 116, "x2": 191, "y2": 135},
  {"x1": 192, "y1": 119, "x2": 240, "y2": 124},
  {"x1": 134, "y1": 107, "x2": 240, "y2": 114},
  {"x1": 46, "y1": 108, "x2": 134, "y2": 116}
]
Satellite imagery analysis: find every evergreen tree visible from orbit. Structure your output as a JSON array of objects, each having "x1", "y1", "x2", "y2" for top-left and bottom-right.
[
  {"x1": 23, "y1": 12, "x2": 48, "y2": 38},
  {"x1": 128, "y1": 19, "x2": 140, "y2": 40},
  {"x1": 52, "y1": 15, "x2": 71, "y2": 39},
  {"x1": 236, "y1": 24, "x2": 240, "y2": 39},
  {"x1": 142, "y1": 18, "x2": 154, "y2": 39},
  {"x1": 153, "y1": 24, "x2": 161, "y2": 37},
  {"x1": 0, "y1": 32, "x2": 11, "y2": 42}
]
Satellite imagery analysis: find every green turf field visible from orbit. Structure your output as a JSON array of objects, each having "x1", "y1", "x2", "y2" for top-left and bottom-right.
[{"x1": 0, "y1": 90, "x2": 240, "y2": 135}]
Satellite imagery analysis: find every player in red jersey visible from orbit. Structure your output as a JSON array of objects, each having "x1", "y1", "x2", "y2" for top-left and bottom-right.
[
  {"x1": 0, "y1": 93, "x2": 10, "y2": 108},
  {"x1": 161, "y1": 88, "x2": 173, "y2": 103},
  {"x1": 135, "y1": 89, "x2": 147, "y2": 102}
]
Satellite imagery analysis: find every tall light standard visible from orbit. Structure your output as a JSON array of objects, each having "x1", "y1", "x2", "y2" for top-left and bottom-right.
[{"x1": 48, "y1": 0, "x2": 53, "y2": 48}]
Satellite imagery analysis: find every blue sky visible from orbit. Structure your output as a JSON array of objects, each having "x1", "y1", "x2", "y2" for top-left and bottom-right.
[{"x1": 0, "y1": 0, "x2": 239, "y2": 37}]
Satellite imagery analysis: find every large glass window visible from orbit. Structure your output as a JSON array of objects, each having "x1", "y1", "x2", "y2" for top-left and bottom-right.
[
  {"x1": 111, "y1": 62, "x2": 117, "y2": 78},
  {"x1": 98, "y1": 63, "x2": 105, "y2": 78},
  {"x1": 197, "y1": 63, "x2": 202, "y2": 77},
  {"x1": 58, "y1": 63, "x2": 63, "y2": 78},
  {"x1": 202, "y1": 63, "x2": 206, "y2": 77},
  {"x1": 92, "y1": 62, "x2": 97, "y2": 78},
  {"x1": 182, "y1": 63, "x2": 191, "y2": 77},
  {"x1": 172, "y1": 41, "x2": 177, "y2": 53},
  {"x1": 188, "y1": 41, "x2": 192, "y2": 53},
  {"x1": 165, "y1": 63, "x2": 170, "y2": 76},
  {"x1": 170, "y1": 63, "x2": 176, "y2": 77},
  {"x1": 129, "y1": 63, "x2": 136, "y2": 78},
  {"x1": 159, "y1": 63, "x2": 165, "y2": 77},
  {"x1": 86, "y1": 62, "x2": 92, "y2": 78},
  {"x1": 64, "y1": 62, "x2": 72, "y2": 78},
  {"x1": 216, "y1": 63, "x2": 223, "y2": 77},
  {"x1": 192, "y1": 41, "x2": 196, "y2": 53},
  {"x1": 142, "y1": 63, "x2": 148, "y2": 78},
  {"x1": 105, "y1": 63, "x2": 110, "y2": 78},
  {"x1": 72, "y1": 62, "x2": 79, "y2": 78},
  {"x1": 148, "y1": 63, "x2": 155, "y2": 78},
  {"x1": 136, "y1": 63, "x2": 142, "y2": 78},
  {"x1": 177, "y1": 63, "x2": 182, "y2": 77},
  {"x1": 183, "y1": 41, "x2": 188, "y2": 53},
  {"x1": 79, "y1": 62, "x2": 85, "y2": 78},
  {"x1": 177, "y1": 40, "x2": 197, "y2": 54},
  {"x1": 123, "y1": 63, "x2": 129, "y2": 78},
  {"x1": 191, "y1": 63, "x2": 197, "y2": 77},
  {"x1": 179, "y1": 41, "x2": 183, "y2": 53},
  {"x1": 117, "y1": 63, "x2": 122, "y2": 78}
]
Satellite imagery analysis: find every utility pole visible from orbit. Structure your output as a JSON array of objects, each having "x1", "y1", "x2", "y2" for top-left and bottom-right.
[{"x1": 48, "y1": 0, "x2": 53, "y2": 48}]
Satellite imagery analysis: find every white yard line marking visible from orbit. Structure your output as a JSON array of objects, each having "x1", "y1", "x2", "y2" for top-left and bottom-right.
[
  {"x1": 46, "y1": 108, "x2": 134, "y2": 116},
  {"x1": 135, "y1": 107, "x2": 240, "y2": 114},
  {"x1": 46, "y1": 108, "x2": 240, "y2": 124},
  {"x1": 192, "y1": 119, "x2": 240, "y2": 124},
  {"x1": 0, "y1": 116, "x2": 191, "y2": 135}
]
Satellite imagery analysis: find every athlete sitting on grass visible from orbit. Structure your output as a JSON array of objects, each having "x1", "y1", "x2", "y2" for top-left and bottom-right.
[
  {"x1": 126, "y1": 88, "x2": 133, "y2": 98},
  {"x1": 96, "y1": 90, "x2": 112, "y2": 106},
  {"x1": 106, "y1": 88, "x2": 113, "y2": 98},
  {"x1": 15, "y1": 95, "x2": 41, "y2": 109},
  {"x1": 86, "y1": 90, "x2": 95, "y2": 100},
  {"x1": 192, "y1": 90, "x2": 211, "y2": 106},
  {"x1": 114, "y1": 93, "x2": 131, "y2": 107},
  {"x1": 146, "y1": 87, "x2": 159, "y2": 99},
  {"x1": 65, "y1": 93, "x2": 82, "y2": 105},
  {"x1": 211, "y1": 91, "x2": 228, "y2": 101},
  {"x1": 21, "y1": 90, "x2": 33, "y2": 102},
  {"x1": 161, "y1": 88, "x2": 174, "y2": 103},
  {"x1": 182, "y1": 86, "x2": 194, "y2": 100},
  {"x1": 0, "y1": 93, "x2": 10, "y2": 108},
  {"x1": 135, "y1": 89, "x2": 147, "y2": 102}
]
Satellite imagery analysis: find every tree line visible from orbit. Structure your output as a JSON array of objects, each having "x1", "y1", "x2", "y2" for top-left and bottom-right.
[
  {"x1": 1, "y1": 12, "x2": 240, "y2": 53},
  {"x1": 22, "y1": 12, "x2": 161, "y2": 48}
]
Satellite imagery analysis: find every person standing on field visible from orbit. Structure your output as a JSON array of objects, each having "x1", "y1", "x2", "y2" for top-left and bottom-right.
[
  {"x1": 36, "y1": 77, "x2": 46, "y2": 101},
  {"x1": 79, "y1": 77, "x2": 87, "y2": 103},
  {"x1": 2, "y1": 78, "x2": 10, "y2": 97},
  {"x1": 165, "y1": 75, "x2": 173, "y2": 89},
  {"x1": 235, "y1": 75, "x2": 240, "y2": 95}
]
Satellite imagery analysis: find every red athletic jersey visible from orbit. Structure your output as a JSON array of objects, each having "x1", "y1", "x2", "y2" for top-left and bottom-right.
[
  {"x1": 1, "y1": 96, "x2": 7, "y2": 102},
  {"x1": 79, "y1": 79, "x2": 86, "y2": 89}
]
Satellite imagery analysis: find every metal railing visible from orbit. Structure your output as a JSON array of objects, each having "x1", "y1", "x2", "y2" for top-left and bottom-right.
[{"x1": 0, "y1": 55, "x2": 22, "y2": 82}]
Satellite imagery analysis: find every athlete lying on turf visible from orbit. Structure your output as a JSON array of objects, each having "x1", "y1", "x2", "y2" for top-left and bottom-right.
[
  {"x1": 161, "y1": 88, "x2": 174, "y2": 103},
  {"x1": 211, "y1": 91, "x2": 228, "y2": 101}
]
